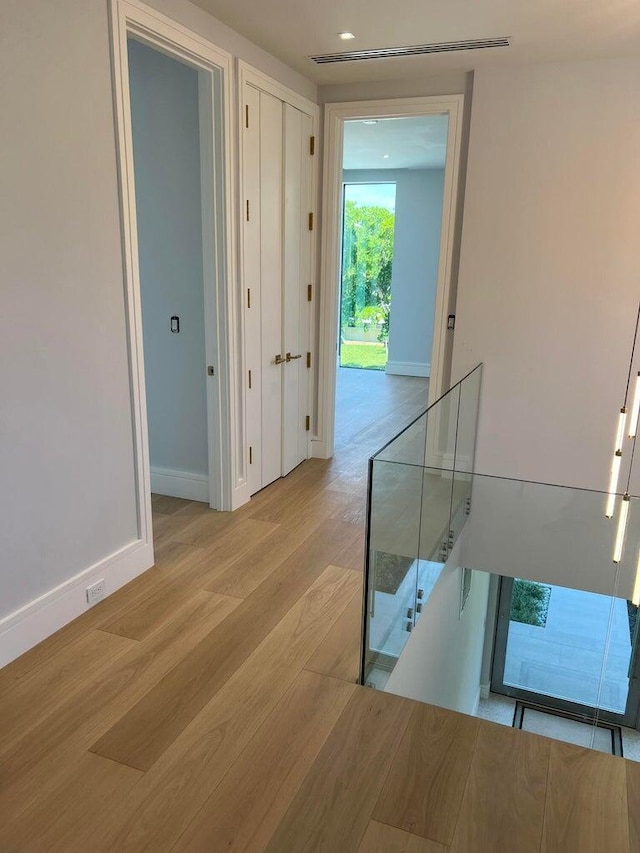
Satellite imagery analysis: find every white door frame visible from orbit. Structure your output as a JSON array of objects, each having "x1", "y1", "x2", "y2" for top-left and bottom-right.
[
  {"x1": 109, "y1": 0, "x2": 243, "y2": 539},
  {"x1": 236, "y1": 61, "x2": 320, "y2": 482},
  {"x1": 314, "y1": 95, "x2": 464, "y2": 459}
]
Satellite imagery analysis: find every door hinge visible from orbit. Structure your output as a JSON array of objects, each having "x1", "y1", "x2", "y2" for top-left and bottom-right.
[
  {"x1": 310, "y1": 135, "x2": 315, "y2": 156},
  {"x1": 249, "y1": 446, "x2": 253, "y2": 464},
  {"x1": 247, "y1": 288, "x2": 251, "y2": 309},
  {"x1": 306, "y1": 352, "x2": 311, "y2": 369},
  {"x1": 307, "y1": 284, "x2": 312, "y2": 302},
  {"x1": 305, "y1": 415, "x2": 310, "y2": 432},
  {"x1": 447, "y1": 313, "x2": 456, "y2": 331},
  {"x1": 246, "y1": 199, "x2": 250, "y2": 221},
  {"x1": 248, "y1": 369, "x2": 252, "y2": 389},
  {"x1": 207, "y1": 365, "x2": 215, "y2": 376},
  {"x1": 245, "y1": 104, "x2": 249, "y2": 129},
  {"x1": 308, "y1": 212, "x2": 313, "y2": 231}
]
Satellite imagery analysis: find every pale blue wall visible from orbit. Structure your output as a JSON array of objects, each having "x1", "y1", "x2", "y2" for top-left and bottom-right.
[
  {"x1": 128, "y1": 39, "x2": 208, "y2": 477},
  {"x1": 343, "y1": 168, "x2": 445, "y2": 375}
]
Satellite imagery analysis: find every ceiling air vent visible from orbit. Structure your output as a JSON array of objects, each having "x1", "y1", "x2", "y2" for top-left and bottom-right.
[{"x1": 310, "y1": 36, "x2": 510, "y2": 64}]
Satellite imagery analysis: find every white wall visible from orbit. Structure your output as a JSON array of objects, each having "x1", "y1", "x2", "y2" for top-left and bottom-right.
[
  {"x1": 342, "y1": 168, "x2": 445, "y2": 377},
  {"x1": 0, "y1": 0, "x2": 316, "y2": 665},
  {"x1": 319, "y1": 71, "x2": 472, "y2": 104},
  {"x1": 459, "y1": 475, "x2": 638, "y2": 599},
  {"x1": 0, "y1": 0, "x2": 140, "y2": 631},
  {"x1": 388, "y1": 169, "x2": 444, "y2": 375},
  {"x1": 452, "y1": 58, "x2": 640, "y2": 494},
  {"x1": 128, "y1": 39, "x2": 208, "y2": 482},
  {"x1": 386, "y1": 541, "x2": 490, "y2": 714}
]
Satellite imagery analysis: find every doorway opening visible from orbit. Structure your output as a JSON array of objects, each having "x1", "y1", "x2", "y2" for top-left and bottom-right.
[
  {"x1": 111, "y1": 0, "x2": 239, "y2": 561},
  {"x1": 332, "y1": 112, "x2": 454, "y2": 454},
  {"x1": 318, "y1": 96, "x2": 464, "y2": 461},
  {"x1": 127, "y1": 39, "x2": 212, "y2": 506}
]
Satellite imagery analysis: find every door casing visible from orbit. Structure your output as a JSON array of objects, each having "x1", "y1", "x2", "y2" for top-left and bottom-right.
[
  {"x1": 315, "y1": 95, "x2": 465, "y2": 460},
  {"x1": 110, "y1": 0, "x2": 241, "y2": 531}
]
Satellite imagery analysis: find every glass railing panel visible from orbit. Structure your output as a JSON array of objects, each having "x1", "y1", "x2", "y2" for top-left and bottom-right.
[
  {"x1": 361, "y1": 356, "x2": 640, "y2": 759},
  {"x1": 373, "y1": 411, "x2": 428, "y2": 467},
  {"x1": 457, "y1": 474, "x2": 631, "y2": 599},
  {"x1": 363, "y1": 458, "x2": 422, "y2": 688},
  {"x1": 363, "y1": 368, "x2": 477, "y2": 686},
  {"x1": 377, "y1": 471, "x2": 640, "y2": 759},
  {"x1": 594, "y1": 501, "x2": 640, "y2": 756},
  {"x1": 450, "y1": 364, "x2": 482, "y2": 547}
]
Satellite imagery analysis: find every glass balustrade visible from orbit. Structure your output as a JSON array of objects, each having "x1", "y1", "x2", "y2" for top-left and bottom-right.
[{"x1": 361, "y1": 363, "x2": 640, "y2": 759}]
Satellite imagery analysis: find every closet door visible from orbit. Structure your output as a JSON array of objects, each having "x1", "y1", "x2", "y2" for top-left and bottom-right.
[
  {"x1": 258, "y1": 91, "x2": 284, "y2": 488},
  {"x1": 282, "y1": 103, "x2": 312, "y2": 476},
  {"x1": 242, "y1": 84, "x2": 263, "y2": 496},
  {"x1": 242, "y1": 83, "x2": 313, "y2": 495}
]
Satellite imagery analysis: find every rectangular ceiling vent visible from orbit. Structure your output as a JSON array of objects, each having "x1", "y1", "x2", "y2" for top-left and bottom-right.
[{"x1": 310, "y1": 36, "x2": 510, "y2": 64}]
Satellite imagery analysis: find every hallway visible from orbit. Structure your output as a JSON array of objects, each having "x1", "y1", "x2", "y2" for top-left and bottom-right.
[
  {"x1": 0, "y1": 380, "x2": 638, "y2": 851},
  {"x1": 334, "y1": 366, "x2": 429, "y2": 453}
]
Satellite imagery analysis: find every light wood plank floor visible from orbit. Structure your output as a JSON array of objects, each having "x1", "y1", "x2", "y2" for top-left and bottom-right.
[{"x1": 0, "y1": 372, "x2": 636, "y2": 851}]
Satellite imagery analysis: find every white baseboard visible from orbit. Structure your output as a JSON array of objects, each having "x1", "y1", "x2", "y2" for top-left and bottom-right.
[
  {"x1": 0, "y1": 539, "x2": 154, "y2": 669},
  {"x1": 385, "y1": 360, "x2": 430, "y2": 378},
  {"x1": 150, "y1": 466, "x2": 209, "y2": 502}
]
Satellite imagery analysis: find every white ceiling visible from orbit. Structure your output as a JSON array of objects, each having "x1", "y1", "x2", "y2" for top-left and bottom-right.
[
  {"x1": 189, "y1": 0, "x2": 640, "y2": 85},
  {"x1": 343, "y1": 116, "x2": 448, "y2": 170}
]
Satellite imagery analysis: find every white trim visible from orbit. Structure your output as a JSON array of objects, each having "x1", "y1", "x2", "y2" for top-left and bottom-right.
[
  {"x1": 315, "y1": 95, "x2": 465, "y2": 460},
  {"x1": 236, "y1": 61, "x2": 320, "y2": 470},
  {"x1": 0, "y1": 541, "x2": 153, "y2": 669},
  {"x1": 385, "y1": 360, "x2": 431, "y2": 378},
  {"x1": 109, "y1": 0, "x2": 244, "y2": 514},
  {"x1": 237, "y1": 61, "x2": 320, "y2": 119},
  {"x1": 150, "y1": 467, "x2": 209, "y2": 502}
]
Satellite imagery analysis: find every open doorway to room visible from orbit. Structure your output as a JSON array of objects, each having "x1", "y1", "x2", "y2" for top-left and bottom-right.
[
  {"x1": 332, "y1": 113, "x2": 452, "y2": 453},
  {"x1": 110, "y1": 0, "x2": 238, "y2": 561},
  {"x1": 318, "y1": 96, "x2": 464, "y2": 461},
  {"x1": 127, "y1": 39, "x2": 213, "y2": 507}
]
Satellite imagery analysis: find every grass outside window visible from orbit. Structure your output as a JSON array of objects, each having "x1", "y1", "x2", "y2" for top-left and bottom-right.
[{"x1": 340, "y1": 342, "x2": 387, "y2": 370}]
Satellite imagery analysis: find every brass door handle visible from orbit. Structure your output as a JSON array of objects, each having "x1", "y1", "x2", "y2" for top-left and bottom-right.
[
  {"x1": 274, "y1": 354, "x2": 285, "y2": 365},
  {"x1": 286, "y1": 352, "x2": 302, "y2": 362}
]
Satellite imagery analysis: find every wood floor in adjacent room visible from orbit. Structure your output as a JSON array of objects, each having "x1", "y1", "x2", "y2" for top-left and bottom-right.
[{"x1": 0, "y1": 370, "x2": 637, "y2": 852}]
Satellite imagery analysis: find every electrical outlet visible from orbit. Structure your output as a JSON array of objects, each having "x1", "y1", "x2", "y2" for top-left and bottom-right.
[{"x1": 86, "y1": 579, "x2": 106, "y2": 606}]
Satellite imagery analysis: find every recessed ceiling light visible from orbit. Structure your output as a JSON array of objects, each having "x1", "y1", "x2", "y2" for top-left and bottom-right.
[
  {"x1": 362, "y1": 120, "x2": 378, "y2": 125},
  {"x1": 383, "y1": 154, "x2": 390, "y2": 159},
  {"x1": 338, "y1": 32, "x2": 356, "y2": 40}
]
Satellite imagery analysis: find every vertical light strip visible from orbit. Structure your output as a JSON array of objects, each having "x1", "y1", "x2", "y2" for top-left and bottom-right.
[
  {"x1": 630, "y1": 373, "x2": 640, "y2": 438},
  {"x1": 613, "y1": 493, "x2": 630, "y2": 563},
  {"x1": 605, "y1": 450, "x2": 623, "y2": 518},
  {"x1": 615, "y1": 407, "x2": 627, "y2": 451}
]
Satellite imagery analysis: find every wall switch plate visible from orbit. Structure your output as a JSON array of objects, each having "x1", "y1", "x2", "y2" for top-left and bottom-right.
[{"x1": 86, "y1": 578, "x2": 106, "y2": 606}]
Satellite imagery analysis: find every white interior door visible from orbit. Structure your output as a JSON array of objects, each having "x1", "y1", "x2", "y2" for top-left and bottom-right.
[
  {"x1": 242, "y1": 84, "x2": 263, "y2": 496},
  {"x1": 282, "y1": 103, "x2": 312, "y2": 475},
  {"x1": 259, "y1": 90, "x2": 284, "y2": 488},
  {"x1": 242, "y1": 84, "x2": 313, "y2": 495}
]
